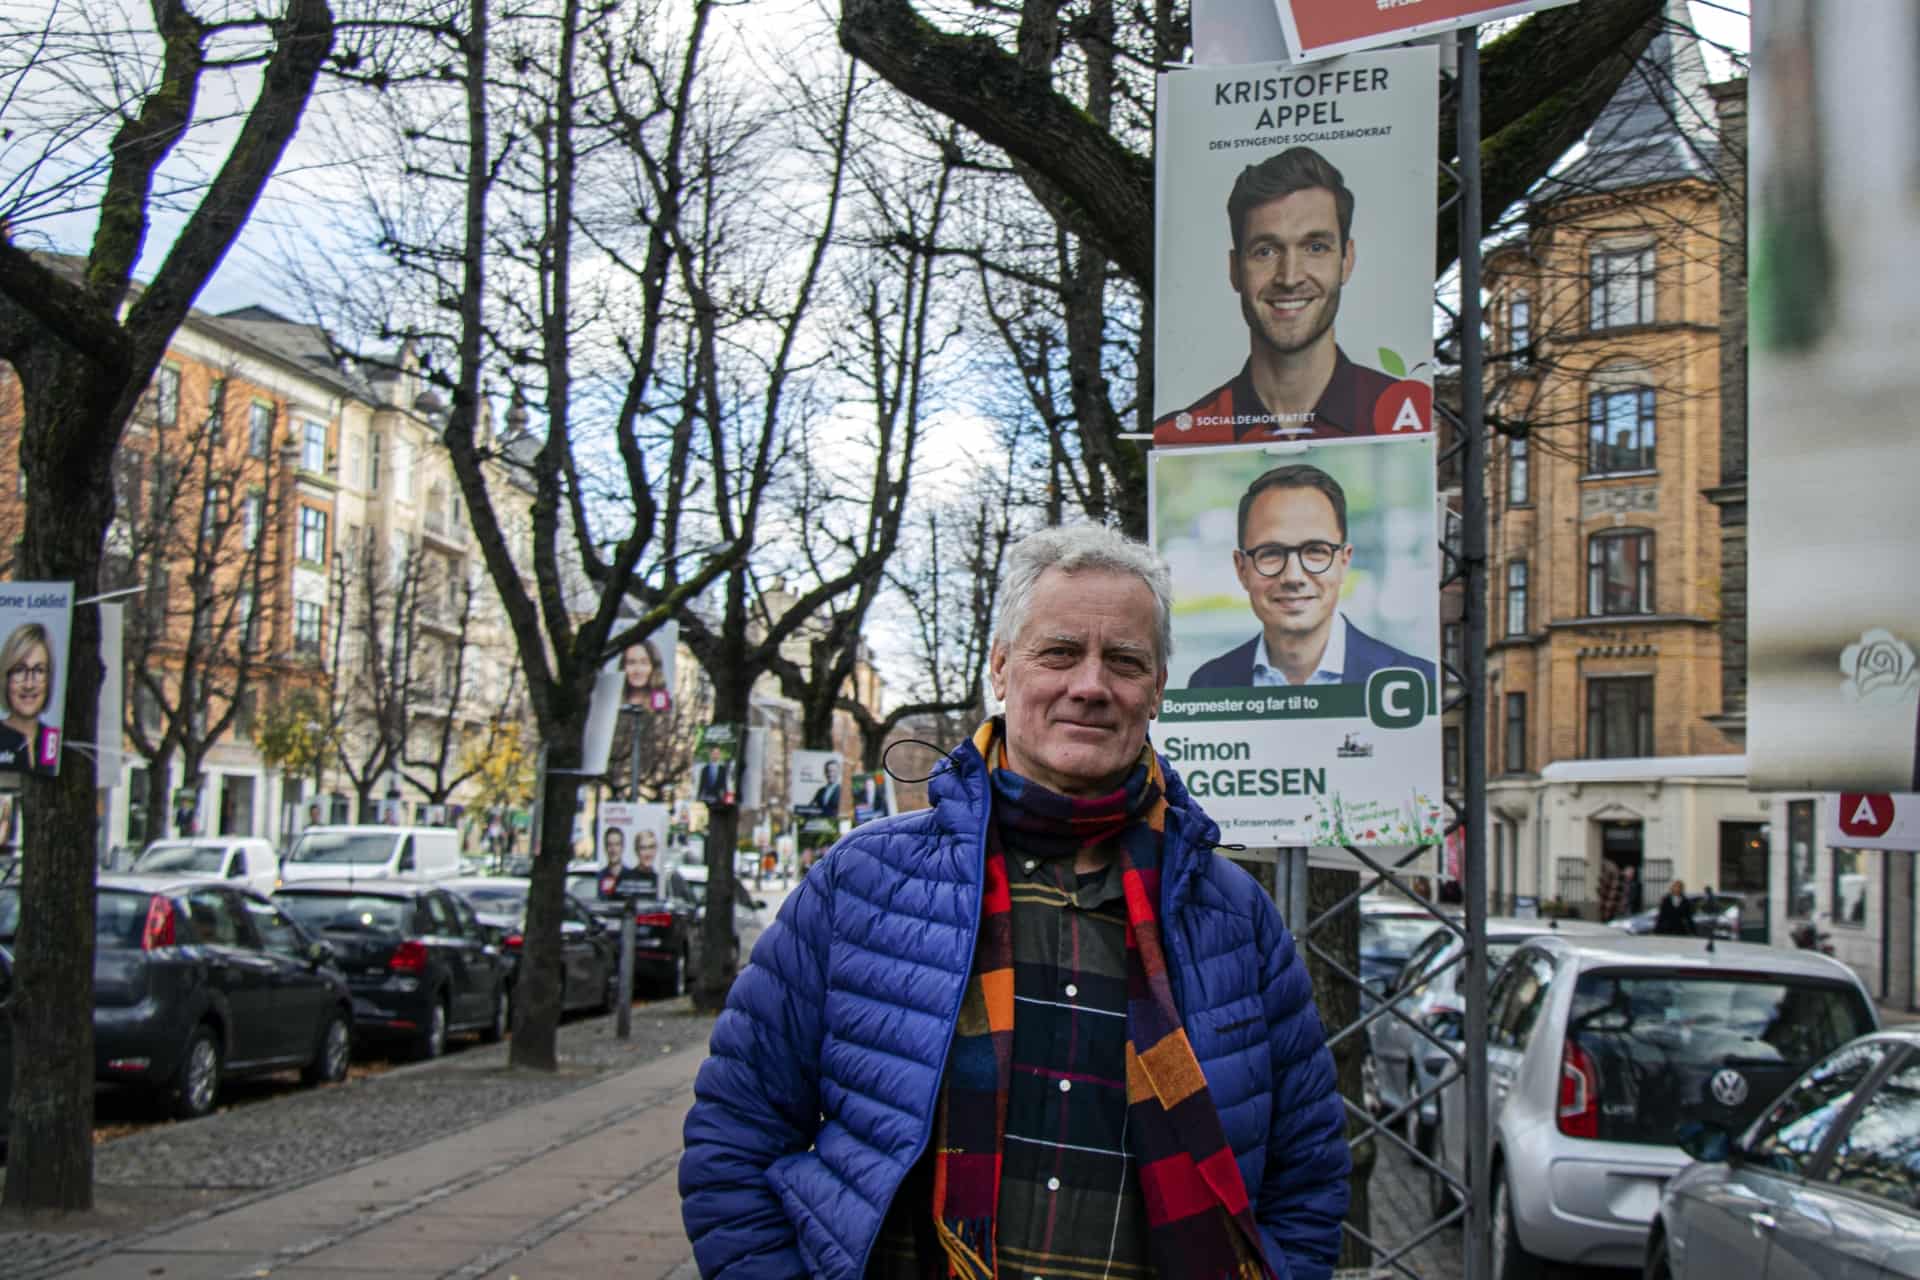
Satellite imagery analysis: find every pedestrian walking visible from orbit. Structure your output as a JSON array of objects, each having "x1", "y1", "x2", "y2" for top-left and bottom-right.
[
  {"x1": 680, "y1": 525, "x2": 1350, "y2": 1280},
  {"x1": 1653, "y1": 879, "x2": 1696, "y2": 936},
  {"x1": 1596, "y1": 859, "x2": 1627, "y2": 922},
  {"x1": 1622, "y1": 863, "x2": 1644, "y2": 915}
]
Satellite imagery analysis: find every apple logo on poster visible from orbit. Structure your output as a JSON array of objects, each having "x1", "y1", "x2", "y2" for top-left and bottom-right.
[
  {"x1": 1370, "y1": 348, "x2": 1432, "y2": 434},
  {"x1": 1839, "y1": 793, "x2": 1895, "y2": 841}
]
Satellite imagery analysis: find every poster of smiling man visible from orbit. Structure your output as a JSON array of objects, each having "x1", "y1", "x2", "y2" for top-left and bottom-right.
[
  {"x1": 1149, "y1": 437, "x2": 1440, "y2": 846},
  {"x1": 1154, "y1": 46, "x2": 1436, "y2": 449},
  {"x1": 0, "y1": 583, "x2": 72, "y2": 776}
]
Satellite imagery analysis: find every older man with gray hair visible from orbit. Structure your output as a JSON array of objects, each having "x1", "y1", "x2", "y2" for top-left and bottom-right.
[{"x1": 681, "y1": 525, "x2": 1349, "y2": 1280}]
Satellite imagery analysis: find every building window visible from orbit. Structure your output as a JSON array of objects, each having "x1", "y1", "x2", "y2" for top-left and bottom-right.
[
  {"x1": 1585, "y1": 676, "x2": 1654, "y2": 759},
  {"x1": 297, "y1": 506, "x2": 328, "y2": 564},
  {"x1": 1589, "y1": 244, "x2": 1655, "y2": 329},
  {"x1": 1787, "y1": 799, "x2": 1817, "y2": 918},
  {"x1": 237, "y1": 588, "x2": 257, "y2": 651},
  {"x1": 1505, "y1": 559, "x2": 1528, "y2": 637},
  {"x1": 294, "y1": 600, "x2": 323, "y2": 655},
  {"x1": 206, "y1": 378, "x2": 226, "y2": 440},
  {"x1": 368, "y1": 432, "x2": 381, "y2": 490},
  {"x1": 1587, "y1": 386, "x2": 1657, "y2": 475},
  {"x1": 249, "y1": 402, "x2": 273, "y2": 458},
  {"x1": 1443, "y1": 726, "x2": 1461, "y2": 789},
  {"x1": 1556, "y1": 857, "x2": 1588, "y2": 908},
  {"x1": 1507, "y1": 434, "x2": 1530, "y2": 506},
  {"x1": 1832, "y1": 846, "x2": 1868, "y2": 927},
  {"x1": 1508, "y1": 291, "x2": 1531, "y2": 362},
  {"x1": 243, "y1": 492, "x2": 264, "y2": 550},
  {"x1": 1587, "y1": 529, "x2": 1655, "y2": 615},
  {"x1": 153, "y1": 365, "x2": 181, "y2": 427},
  {"x1": 1505, "y1": 692, "x2": 1527, "y2": 774},
  {"x1": 200, "y1": 483, "x2": 226, "y2": 543},
  {"x1": 393, "y1": 437, "x2": 413, "y2": 499},
  {"x1": 301, "y1": 420, "x2": 327, "y2": 473},
  {"x1": 1442, "y1": 623, "x2": 1462, "y2": 684}
]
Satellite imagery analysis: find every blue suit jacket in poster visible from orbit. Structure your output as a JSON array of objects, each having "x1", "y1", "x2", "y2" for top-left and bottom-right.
[{"x1": 1186, "y1": 617, "x2": 1437, "y2": 690}]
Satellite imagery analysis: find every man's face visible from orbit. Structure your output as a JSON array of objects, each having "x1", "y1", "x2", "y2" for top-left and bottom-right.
[
  {"x1": 1229, "y1": 188, "x2": 1354, "y2": 358},
  {"x1": 823, "y1": 761, "x2": 839, "y2": 783},
  {"x1": 708, "y1": 747, "x2": 722, "y2": 764},
  {"x1": 636, "y1": 833, "x2": 657, "y2": 869},
  {"x1": 1234, "y1": 486, "x2": 1351, "y2": 640},
  {"x1": 605, "y1": 829, "x2": 626, "y2": 864},
  {"x1": 990, "y1": 568, "x2": 1166, "y2": 797}
]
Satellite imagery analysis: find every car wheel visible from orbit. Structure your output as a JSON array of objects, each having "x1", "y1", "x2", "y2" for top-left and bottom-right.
[
  {"x1": 413, "y1": 995, "x2": 449, "y2": 1061},
  {"x1": 170, "y1": 1024, "x2": 222, "y2": 1120},
  {"x1": 1492, "y1": 1171, "x2": 1545, "y2": 1280},
  {"x1": 302, "y1": 1011, "x2": 352, "y2": 1086},
  {"x1": 480, "y1": 985, "x2": 508, "y2": 1044},
  {"x1": 1644, "y1": 1227, "x2": 1672, "y2": 1280}
]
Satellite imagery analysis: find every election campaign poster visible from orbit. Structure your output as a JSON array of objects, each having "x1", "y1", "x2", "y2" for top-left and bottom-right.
[
  {"x1": 1272, "y1": 0, "x2": 1574, "y2": 65},
  {"x1": 1747, "y1": 0, "x2": 1920, "y2": 794},
  {"x1": 1825, "y1": 793, "x2": 1920, "y2": 854},
  {"x1": 790, "y1": 748, "x2": 845, "y2": 827},
  {"x1": 1154, "y1": 46, "x2": 1437, "y2": 449},
  {"x1": 1149, "y1": 436, "x2": 1441, "y2": 847},
  {"x1": 850, "y1": 769, "x2": 895, "y2": 827},
  {"x1": 579, "y1": 620, "x2": 680, "y2": 775},
  {"x1": 690, "y1": 723, "x2": 741, "y2": 809},
  {"x1": 0, "y1": 582, "x2": 70, "y2": 776},
  {"x1": 596, "y1": 800, "x2": 669, "y2": 897}
]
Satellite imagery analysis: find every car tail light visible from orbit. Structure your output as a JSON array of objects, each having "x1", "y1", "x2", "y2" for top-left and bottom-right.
[
  {"x1": 390, "y1": 940, "x2": 430, "y2": 975},
  {"x1": 1557, "y1": 1039, "x2": 1599, "y2": 1139},
  {"x1": 142, "y1": 895, "x2": 177, "y2": 950},
  {"x1": 502, "y1": 933, "x2": 524, "y2": 951},
  {"x1": 635, "y1": 912, "x2": 672, "y2": 928}
]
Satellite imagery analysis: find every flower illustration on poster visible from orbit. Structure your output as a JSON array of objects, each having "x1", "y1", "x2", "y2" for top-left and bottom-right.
[{"x1": 1841, "y1": 628, "x2": 1918, "y2": 703}]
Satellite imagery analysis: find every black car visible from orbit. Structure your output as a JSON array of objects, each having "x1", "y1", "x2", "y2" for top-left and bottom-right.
[
  {"x1": 565, "y1": 867, "x2": 696, "y2": 998},
  {"x1": 274, "y1": 880, "x2": 510, "y2": 1059},
  {"x1": 0, "y1": 875, "x2": 354, "y2": 1124},
  {"x1": 448, "y1": 877, "x2": 618, "y2": 1015}
]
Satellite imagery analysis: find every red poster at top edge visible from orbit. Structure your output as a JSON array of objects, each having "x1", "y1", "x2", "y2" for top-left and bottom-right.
[{"x1": 1276, "y1": 0, "x2": 1577, "y2": 63}]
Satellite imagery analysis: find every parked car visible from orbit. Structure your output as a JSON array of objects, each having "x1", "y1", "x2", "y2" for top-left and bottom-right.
[
  {"x1": 569, "y1": 866, "x2": 697, "y2": 997},
  {"x1": 673, "y1": 863, "x2": 769, "y2": 975},
  {"x1": 133, "y1": 837, "x2": 281, "y2": 896},
  {"x1": 447, "y1": 877, "x2": 618, "y2": 1015},
  {"x1": 273, "y1": 880, "x2": 510, "y2": 1058},
  {"x1": 1425, "y1": 933, "x2": 1877, "y2": 1278},
  {"x1": 1366, "y1": 916, "x2": 1614, "y2": 1145},
  {"x1": 1610, "y1": 892, "x2": 1740, "y2": 939},
  {"x1": 1360, "y1": 898, "x2": 1456, "y2": 998},
  {"x1": 279, "y1": 826, "x2": 461, "y2": 885},
  {"x1": 1647, "y1": 1025, "x2": 1920, "y2": 1280},
  {"x1": 0, "y1": 875, "x2": 354, "y2": 1123}
]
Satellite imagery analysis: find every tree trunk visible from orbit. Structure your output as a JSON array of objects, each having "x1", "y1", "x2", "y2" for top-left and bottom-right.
[
  {"x1": 5, "y1": 357, "x2": 119, "y2": 1211},
  {"x1": 691, "y1": 676, "x2": 749, "y2": 1014},
  {"x1": 1304, "y1": 866, "x2": 1371, "y2": 1270},
  {"x1": 143, "y1": 749, "x2": 173, "y2": 844},
  {"x1": 509, "y1": 746, "x2": 582, "y2": 1070}
]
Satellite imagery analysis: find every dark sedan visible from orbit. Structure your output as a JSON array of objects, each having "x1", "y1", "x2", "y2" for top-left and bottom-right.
[
  {"x1": 0, "y1": 876, "x2": 353, "y2": 1124},
  {"x1": 274, "y1": 881, "x2": 510, "y2": 1059},
  {"x1": 565, "y1": 868, "x2": 696, "y2": 998},
  {"x1": 447, "y1": 877, "x2": 618, "y2": 1015}
]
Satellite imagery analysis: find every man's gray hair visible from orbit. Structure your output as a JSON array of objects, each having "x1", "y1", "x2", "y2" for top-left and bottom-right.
[{"x1": 993, "y1": 525, "x2": 1174, "y2": 668}]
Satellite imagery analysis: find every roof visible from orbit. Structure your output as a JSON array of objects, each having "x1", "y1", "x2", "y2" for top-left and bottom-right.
[
  {"x1": 273, "y1": 879, "x2": 436, "y2": 897},
  {"x1": 1536, "y1": 0, "x2": 1721, "y2": 201},
  {"x1": 1525, "y1": 933, "x2": 1874, "y2": 988},
  {"x1": 1539, "y1": 754, "x2": 1746, "y2": 784}
]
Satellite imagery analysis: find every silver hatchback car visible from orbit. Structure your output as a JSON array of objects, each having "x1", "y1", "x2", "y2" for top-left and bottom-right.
[
  {"x1": 1649, "y1": 1026, "x2": 1920, "y2": 1280},
  {"x1": 1427, "y1": 934, "x2": 1877, "y2": 1279}
]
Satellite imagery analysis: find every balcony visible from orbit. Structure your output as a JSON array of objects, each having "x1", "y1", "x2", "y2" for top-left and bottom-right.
[{"x1": 422, "y1": 509, "x2": 468, "y2": 552}]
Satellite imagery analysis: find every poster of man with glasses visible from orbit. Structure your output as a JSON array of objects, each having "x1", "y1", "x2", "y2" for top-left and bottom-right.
[
  {"x1": 0, "y1": 583, "x2": 71, "y2": 777},
  {"x1": 1150, "y1": 440, "x2": 1439, "y2": 847}
]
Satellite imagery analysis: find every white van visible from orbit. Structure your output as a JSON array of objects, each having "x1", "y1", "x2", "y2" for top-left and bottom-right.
[
  {"x1": 132, "y1": 837, "x2": 281, "y2": 896},
  {"x1": 278, "y1": 825, "x2": 461, "y2": 884}
]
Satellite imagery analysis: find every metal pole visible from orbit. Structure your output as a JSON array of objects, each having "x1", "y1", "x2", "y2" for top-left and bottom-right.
[
  {"x1": 1458, "y1": 25, "x2": 1492, "y2": 1280},
  {"x1": 627, "y1": 707, "x2": 643, "y2": 801},
  {"x1": 616, "y1": 910, "x2": 635, "y2": 1038}
]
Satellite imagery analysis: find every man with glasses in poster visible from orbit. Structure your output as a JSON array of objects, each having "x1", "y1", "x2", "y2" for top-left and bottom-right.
[{"x1": 1189, "y1": 464, "x2": 1434, "y2": 689}]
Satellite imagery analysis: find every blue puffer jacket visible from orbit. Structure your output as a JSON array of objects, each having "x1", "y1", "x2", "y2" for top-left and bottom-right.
[{"x1": 680, "y1": 736, "x2": 1350, "y2": 1278}]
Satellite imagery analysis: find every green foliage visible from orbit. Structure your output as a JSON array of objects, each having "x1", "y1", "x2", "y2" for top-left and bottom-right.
[{"x1": 252, "y1": 689, "x2": 335, "y2": 780}]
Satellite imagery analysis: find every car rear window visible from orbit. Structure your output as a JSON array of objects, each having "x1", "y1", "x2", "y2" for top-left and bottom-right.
[
  {"x1": 1567, "y1": 971, "x2": 1875, "y2": 1146},
  {"x1": 0, "y1": 888, "x2": 161, "y2": 947},
  {"x1": 277, "y1": 893, "x2": 412, "y2": 933},
  {"x1": 135, "y1": 845, "x2": 227, "y2": 874},
  {"x1": 286, "y1": 832, "x2": 397, "y2": 865},
  {"x1": 461, "y1": 886, "x2": 528, "y2": 912}
]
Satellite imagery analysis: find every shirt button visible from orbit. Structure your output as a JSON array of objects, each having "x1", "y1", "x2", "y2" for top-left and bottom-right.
[
  {"x1": 1047, "y1": 1176, "x2": 1061, "y2": 1191},
  {"x1": 1064, "y1": 983, "x2": 1078, "y2": 998},
  {"x1": 1058, "y1": 1079, "x2": 1071, "y2": 1093},
  {"x1": 1023, "y1": 860, "x2": 1037, "y2": 873}
]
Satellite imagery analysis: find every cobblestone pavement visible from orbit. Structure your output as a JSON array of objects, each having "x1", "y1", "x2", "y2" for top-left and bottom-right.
[{"x1": 0, "y1": 999, "x2": 714, "y2": 1277}]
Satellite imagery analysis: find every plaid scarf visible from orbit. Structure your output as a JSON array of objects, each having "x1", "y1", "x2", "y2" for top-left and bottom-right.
[{"x1": 928, "y1": 720, "x2": 1269, "y2": 1280}]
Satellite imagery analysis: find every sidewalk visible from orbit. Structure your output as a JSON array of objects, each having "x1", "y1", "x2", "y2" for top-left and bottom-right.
[{"x1": 34, "y1": 1043, "x2": 707, "y2": 1280}]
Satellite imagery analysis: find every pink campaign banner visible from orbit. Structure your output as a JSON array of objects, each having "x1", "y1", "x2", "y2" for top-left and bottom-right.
[{"x1": 1276, "y1": 0, "x2": 1575, "y2": 63}]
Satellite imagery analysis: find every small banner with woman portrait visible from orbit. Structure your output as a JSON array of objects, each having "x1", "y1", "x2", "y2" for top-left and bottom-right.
[
  {"x1": 579, "y1": 620, "x2": 680, "y2": 775},
  {"x1": 0, "y1": 583, "x2": 71, "y2": 776}
]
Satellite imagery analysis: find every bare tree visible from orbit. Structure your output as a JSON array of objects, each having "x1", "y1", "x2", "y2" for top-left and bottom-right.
[{"x1": 0, "y1": 0, "x2": 333, "y2": 1208}]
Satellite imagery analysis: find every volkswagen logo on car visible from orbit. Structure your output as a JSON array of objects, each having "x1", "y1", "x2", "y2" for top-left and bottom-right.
[{"x1": 1709, "y1": 1067, "x2": 1749, "y2": 1107}]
